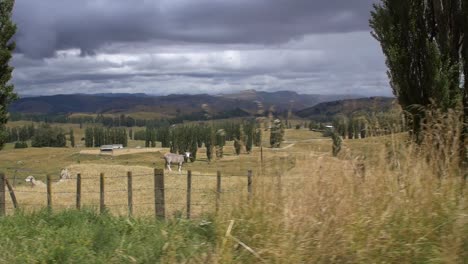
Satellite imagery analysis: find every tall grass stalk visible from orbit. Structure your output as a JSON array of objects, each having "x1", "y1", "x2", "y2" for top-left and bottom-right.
[{"x1": 214, "y1": 118, "x2": 467, "y2": 263}]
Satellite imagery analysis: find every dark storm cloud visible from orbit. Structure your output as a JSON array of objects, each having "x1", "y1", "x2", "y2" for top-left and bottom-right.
[
  {"x1": 13, "y1": 0, "x2": 376, "y2": 58},
  {"x1": 11, "y1": 0, "x2": 390, "y2": 97}
]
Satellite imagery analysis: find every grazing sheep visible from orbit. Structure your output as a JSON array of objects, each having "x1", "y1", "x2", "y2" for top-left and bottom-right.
[
  {"x1": 163, "y1": 152, "x2": 190, "y2": 172},
  {"x1": 24, "y1": 176, "x2": 46, "y2": 187},
  {"x1": 60, "y1": 168, "x2": 70, "y2": 180}
]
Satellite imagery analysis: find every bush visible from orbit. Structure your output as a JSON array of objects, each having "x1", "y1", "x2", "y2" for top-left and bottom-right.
[
  {"x1": 14, "y1": 141, "x2": 28, "y2": 148},
  {"x1": 31, "y1": 124, "x2": 66, "y2": 147}
]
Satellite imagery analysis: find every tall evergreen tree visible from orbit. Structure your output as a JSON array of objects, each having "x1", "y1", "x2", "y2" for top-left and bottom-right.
[
  {"x1": 70, "y1": 128, "x2": 75, "y2": 147},
  {"x1": 270, "y1": 119, "x2": 284, "y2": 148},
  {"x1": 370, "y1": 0, "x2": 465, "y2": 142},
  {"x1": 0, "y1": 0, "x2": 17, "y2": 149},
  {"x1": 462, "y1": 0, "x2": 468, "y2": 168},
  {"x1": 205, "y1": 126, "x2": 215, "y2": 162},
  {"x1": 84, "y1": 127, "x2": 94, "y2": 147}
]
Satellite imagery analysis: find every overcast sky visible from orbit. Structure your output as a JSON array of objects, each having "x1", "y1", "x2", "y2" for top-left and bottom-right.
[{"x1": 11, "y1": 0, "x2": 391, "y2": 96}]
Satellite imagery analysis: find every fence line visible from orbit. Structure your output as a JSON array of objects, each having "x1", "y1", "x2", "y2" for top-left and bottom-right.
[{"x1": 0, "y1": 168, "x2": 254, "y2": 219}]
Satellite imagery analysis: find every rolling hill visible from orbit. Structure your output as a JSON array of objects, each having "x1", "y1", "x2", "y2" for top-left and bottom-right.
[
  {"x1": 9, "y1": 90, "x2": 362, "y2": 119},
  {"x1": 295, "y1": 97, "x2": 397, "y2": 120}
]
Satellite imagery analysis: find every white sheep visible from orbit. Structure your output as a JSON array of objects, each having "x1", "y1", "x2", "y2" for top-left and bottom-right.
[
  {"x1": 60, "y1": 168, "x2": 71, "y2": 180},
  {"x1": 24, "y1": 176, "x2": 46, "y2": 187},
  {"x1": 163, "y1": 152, "x2": 191, "y2": 172}
]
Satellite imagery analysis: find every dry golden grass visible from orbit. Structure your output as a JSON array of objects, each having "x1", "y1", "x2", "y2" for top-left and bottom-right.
[
  {"x1": 2, "y1": 126, "x2": 466, "y2": 262},
  {"x1": 6, "y1": 163, "x2": 249, "y2": 218},
  {"x1": 212, "y1": 131, "x2": 468, "y2": 263}
]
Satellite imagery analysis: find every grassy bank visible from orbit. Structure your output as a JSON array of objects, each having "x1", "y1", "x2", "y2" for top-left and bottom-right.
[
  {"x1": 0, "y1": 209, "x2": 216, "y2": 263},
  {"x1": 0, "y1": 128, "x2": 467, "y2": 263}
]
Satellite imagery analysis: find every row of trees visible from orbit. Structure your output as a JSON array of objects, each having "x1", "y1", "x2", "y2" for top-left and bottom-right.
[
  {"x1": 134, "y1": 120, "x2": 269, "y2": 162},
  {"x1": 5, "y1": 123, "x2": 70, "y2": 148},
  {"x1": 31, "y1": 124, "x2": 67, "y2": 148},
  {"x1": 84, "y1": 127, "x2": 128, "y2": 148},
  {"x1": 9, "y1": 109, "x2": 251, "y2": 129},
  {"x1": 332, "y1": 108, "x2": 405, "y2": 139},
  {"x1": 4, "y1": 123, "x2": 35, "y2": 143}
]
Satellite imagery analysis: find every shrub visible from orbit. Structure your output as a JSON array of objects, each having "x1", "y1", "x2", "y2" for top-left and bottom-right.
[{"x1": 14, "y1": 141, "x2": 28, "y2": 148}]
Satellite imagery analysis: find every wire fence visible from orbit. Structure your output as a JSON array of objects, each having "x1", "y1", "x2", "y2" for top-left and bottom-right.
[{"x1": 0, "y1": 169, "x2": 253, "y2": 219}]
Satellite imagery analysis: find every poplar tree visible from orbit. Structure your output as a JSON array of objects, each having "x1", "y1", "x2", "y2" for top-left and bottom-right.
[
  {"x1": 70, "y1": 128, "x2": 75, "y2": 147},
  {"x1": 370, "y1": 0, "x2": 465, "y2": 143},
  {"x1": 462, "y1": 0, "x2": 468, "y2": 167},
  {"x1": 0, "y1": 0, "x2": 17, "y2": 149}
]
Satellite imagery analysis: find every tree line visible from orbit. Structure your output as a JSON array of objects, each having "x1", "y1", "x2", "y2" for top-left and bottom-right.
[
  {"x1": 84, "y1": 127, "x2": 128, "y2": 148},
  {"x1": 5, "y1": 123, "x2": 69, "y2": 148},
  {"x1": 330, "y1": 108, "x2": 405, "y2": 139}
]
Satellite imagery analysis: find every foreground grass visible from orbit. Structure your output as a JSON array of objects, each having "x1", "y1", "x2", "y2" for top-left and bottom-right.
[
  {"x1": 0, "y1": 209, "x2": 216, "y2": 263},
  {"x1": 1, "y1": 128, "x2": 467, "y2": 263}
]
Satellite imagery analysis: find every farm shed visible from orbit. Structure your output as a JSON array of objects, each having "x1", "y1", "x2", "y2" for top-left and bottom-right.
[
  {"x1": 100, "y1": 145, "x2": 114, "y2": 152},
  {"x1": 100, "y1": 144, "x2": 123, "y2": 152}
]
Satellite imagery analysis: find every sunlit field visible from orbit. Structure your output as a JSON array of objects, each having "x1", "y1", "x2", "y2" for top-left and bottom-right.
[{"x1": 1, "y1": 126, "x2": 466, "y2": 262}]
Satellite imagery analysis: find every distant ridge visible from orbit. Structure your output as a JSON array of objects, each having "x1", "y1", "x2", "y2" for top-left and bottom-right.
[
  {"x1": 10, "y1": 90, "x2": 370, "y2": 119},
  {"x1": 219, "y1": 90, "x2": 362, "y2": 110},
  {"x1": 296, "y1": 97, "x2": 396, "y2": 120}
]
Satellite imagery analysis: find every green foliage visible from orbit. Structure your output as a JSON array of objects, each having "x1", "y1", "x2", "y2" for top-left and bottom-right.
[
  {"x1": 0, "y1": 209, "x2": 216, "y2": 263},
  {"x1": 91, "y1": 127, "x2": 128, "y2": 147},
  {"x1": 331, "y1": 132, "x2": 342, "y2": 157},
  {"x1": 215, "y1": 129, "x2": 226, "y2": 158},
  {"x1": 0, "y1": 0, "x2": 17, "y2": 150},
  {"x1": 254, "y1": 128, "x2": 262, "y2": 147},
  {"x1": 370, "y1": 0, "x2": 465, "y2": 141},
  {"x1": 31, "y1": 124, "x2": 67, "y2": 148},
  {"x1": 270, "y1": 119, "x2": 284, "y2": 148},
  {"x1": 5, "y1": 123, "x2": 35, "y2": 143},
  {"x1": 84, "y1": 127, "x2": 94, "y2": 147},
  {"x1": 244, "y1": 122, "x2": 254, "y2": 153},
  {"x1": 234, "y1": 139, "x2": 241, "y2": 155},
  {"x1": 133, "y1": 130, "x2": 146, "y2": 141},
  {"x1": 156, "y1": 127, "x2": 170, "y2": 148},
  {"x1": 69, "y1": 128, "x2": 75, "y2": 147},
  {"x1": 148, "y1": 128, "x2": 156, "y2": 147},
  {"x1": 204, "y1": 126, "x2": 215, "y2": 162},
  {"x1": 14, "y1": 141, "x2": 28, "y2": 149}
]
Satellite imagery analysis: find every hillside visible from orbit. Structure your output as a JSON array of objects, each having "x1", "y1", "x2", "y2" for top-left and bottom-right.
[
  {"x1": 295, "y1": 97, "x2": 396, "y2": 120},
  {"x1": 9, "y1": 90, "x2": 362, "y2": 119},
  {"x1": 10, "y1": 93, "x2": 258, "y2": 118},
  {"x1": 221, "y1": 89, "x2": 362, "y2": 111}
]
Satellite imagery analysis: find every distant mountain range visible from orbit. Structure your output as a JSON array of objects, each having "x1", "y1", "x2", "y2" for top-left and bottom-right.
[
  {"x1": 10, "y1": 90, "x2": 363, "y2": 119},
  {"x1": 296, "y1": 97, "x2": 396, "y2": 120}
]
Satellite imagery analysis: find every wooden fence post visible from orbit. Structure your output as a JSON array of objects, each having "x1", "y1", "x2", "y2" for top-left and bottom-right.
[
  {"x1": 0, "y1": 173, "x2": 5, "y2": 216},
  {"x1": 247, "y1": 170, "x2": 253, "y2": 200},
  {"x1": 260, "y1": 146, "x2": 264, "y2": 165},
  {"x1": 76, "y1": 173, "x2": 81, "y2": 210},
  {"x1": 154, "y1": 168, "x2": 165, "y2": 219},
  {"x1": 186, "y1": 170, "x2": 192, "y2": 219},
  {"x1": 5, "y1": 178, "x2": 18, "y2": 209},
  {"x1": 46, "y1": 175, "x2": 52, "y2": 210},
  {"x1": 127, "y1": 171, "x2": 133, "y2": 217},
  {"x1": 100, "y1": 173, "x2": 105, "y2": 214},
  {"x1": 216, "y1": 171, "x2": 221, "y2": 213}
]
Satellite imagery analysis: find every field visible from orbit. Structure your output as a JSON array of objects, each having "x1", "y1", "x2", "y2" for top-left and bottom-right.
[{"x1": 0, "y1": 125, "x2": 467, "y2": 263}]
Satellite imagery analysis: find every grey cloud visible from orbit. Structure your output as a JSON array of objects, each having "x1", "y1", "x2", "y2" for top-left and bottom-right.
[
  {"x1": 12, "y1": 29, "x2": 390, "y2": 96},
  {"x1": 13, "y1": 0, "x2": 376, "y2": 58},
  {"x1": 10, "y1": 1, "x2": 391, "y2": 97}
]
